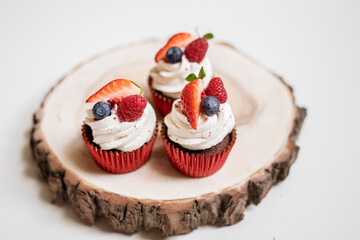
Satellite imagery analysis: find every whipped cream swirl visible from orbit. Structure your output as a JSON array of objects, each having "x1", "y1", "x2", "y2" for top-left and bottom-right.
[
  {"x1": 150, "y1": 56, "x2": 213, "y2": 99},
  {"x1": 164, "y1": 99, "x2": 235, "y2": 150},
  {"x1": 85, "y1": 103, "x2": 156, "y2": 152}
]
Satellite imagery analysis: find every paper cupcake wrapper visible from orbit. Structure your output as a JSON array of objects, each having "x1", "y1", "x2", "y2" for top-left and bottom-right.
[
  {"x1": 148, "y1": 77, "x2": 175, "y2": 116},
  {"x1": 161, "y1": 124, "x2": 237, "y2": 178},
  {"x1": 82, "y1": 123, "x2": 158, "y2": 174}
]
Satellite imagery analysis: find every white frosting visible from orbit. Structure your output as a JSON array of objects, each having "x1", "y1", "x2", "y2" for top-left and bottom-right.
[
  {"x1": 164, "y1": 99, "x2": 235, "y2": 150},
  {"x1": 150, "y1": 56, "x2": 213, "y2": 99},
  {"x1": 85, "y1": 103, "x2": 156, "y2": 152}
]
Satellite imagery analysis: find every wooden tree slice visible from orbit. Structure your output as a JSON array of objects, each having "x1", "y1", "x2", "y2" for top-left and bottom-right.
[{"x1": 30, "y1": 40, "x2": 306, "y2": 236}]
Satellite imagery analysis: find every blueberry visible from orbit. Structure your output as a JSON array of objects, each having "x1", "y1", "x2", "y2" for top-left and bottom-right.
[
  {"x1": 201, "y1": 96, "x2": 220, "y2": 116},
  {"x1": 92, "y1": 101, "x2": 111, "y2": 120},
  {"x1": 166, "y1": 47, "x2": 183, "y2": 63}
]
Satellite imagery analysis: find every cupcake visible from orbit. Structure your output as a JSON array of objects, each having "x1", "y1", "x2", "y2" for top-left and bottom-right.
[
  {"x1": 162, "y1": 69, "x2": 236, "y2": 177},
  {"x1": 149, "y1": 32, "x2": 214, "y2": 116},
  {"x1": 82, "y1": 79, "x2": 157, "y2": 174}
]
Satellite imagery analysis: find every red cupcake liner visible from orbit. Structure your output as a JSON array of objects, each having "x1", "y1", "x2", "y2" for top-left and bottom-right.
[
  {"x1": 82, "y1": 123, "x2": 158, "y2": 174},
  {"x1": 148, "y1": 77, "x2": 175, "y2": 116},
  {"x1": 161, "y1": 124, "x2": 237, "y2": 178}
]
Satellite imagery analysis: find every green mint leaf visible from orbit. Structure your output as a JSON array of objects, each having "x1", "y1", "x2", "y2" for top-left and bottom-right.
[
  {"x1": 198, "y1": 67, "x2": 206, "y2": 79},
  {"x1": 203, "y1": 33, "x2": 214, "y2": 40},
  {"x1": 185, "y1": 73, "x2": 197, "y2": 82}
]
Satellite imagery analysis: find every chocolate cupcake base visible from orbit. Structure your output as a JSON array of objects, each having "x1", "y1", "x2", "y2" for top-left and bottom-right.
[
  {"x1": 82, "y1": 123, "x2": 158, "y2": 174},
  {"x1": 161, "y1": 123, "x2": 237, "y2": 178},
  {"x1": 163, "y1": 127, "x2": 232, "y2": 157}
]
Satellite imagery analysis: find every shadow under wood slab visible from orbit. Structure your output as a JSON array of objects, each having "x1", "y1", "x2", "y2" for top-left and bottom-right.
[{"x1": 30, "y1": 40, "x2": 307, "y2": 236}]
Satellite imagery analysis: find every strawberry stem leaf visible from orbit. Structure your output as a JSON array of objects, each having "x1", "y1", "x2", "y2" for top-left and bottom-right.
[
  {"x1": 185, "y1": 73, "x2": 197, "y2": 82},
  {"x1": 198, "y1": 67, "x2": 206, "y2": 79},
  {"x1": 203, "y1": 33, "x2": 214, "y2": 40},
  {"x1": 130, "y1": 80, "x2": 144, "y2": 95}
]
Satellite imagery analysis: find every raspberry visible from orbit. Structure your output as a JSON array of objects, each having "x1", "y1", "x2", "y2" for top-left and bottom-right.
[
  {"x1": 108, "y1": 98, "x2": 121, "y2": 108},
  {"x1": 201, "y1": 90, "x2": 207, "y2": 99},
  {"x1": 117, "y1": 95, "x2": 147, "y2": 122},
  {"x1": 205, "y1": 77, "x2": 228, "y2": 104},
  {"x1": 184, "y1": 38, "x2": 208, "y2": 63}
]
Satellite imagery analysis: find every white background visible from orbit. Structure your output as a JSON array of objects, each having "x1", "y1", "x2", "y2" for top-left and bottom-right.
[{"x1": 1, "y1": 0, "x2": 359, "y2": 239}]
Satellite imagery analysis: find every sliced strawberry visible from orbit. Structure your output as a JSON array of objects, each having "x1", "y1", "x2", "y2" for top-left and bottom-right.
[
  {"x1": 86, "y1": 79, "x2": 143, "y2": 103},
  {"x1": 181, "y1": 78, "x2": 203, "y2": 130},
  {"x1": 155, "y1": 33, "x2": 195, "y2": 63}
]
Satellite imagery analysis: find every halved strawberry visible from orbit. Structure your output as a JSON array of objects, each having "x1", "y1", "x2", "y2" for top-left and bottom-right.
[
  {"x1": 155, "y1": 33, "x2": 195, "y2": 63},
  {"x1": 86, "y1": 79, "x2": 143, "y2": 103},
  {"x1": 181, "y1": 78, "x2": 203, "y2": 130}
]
